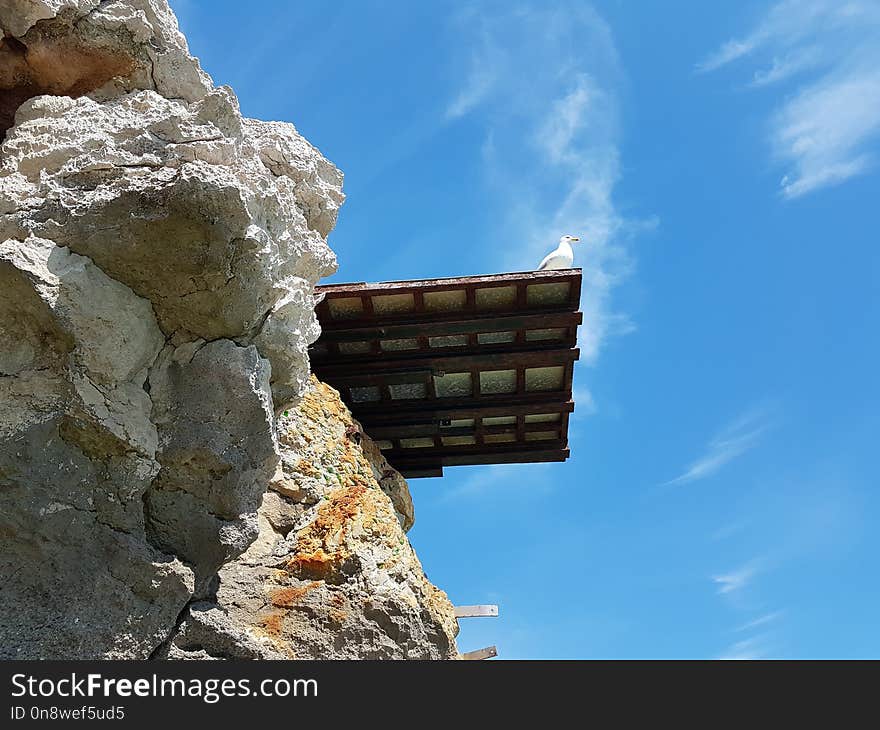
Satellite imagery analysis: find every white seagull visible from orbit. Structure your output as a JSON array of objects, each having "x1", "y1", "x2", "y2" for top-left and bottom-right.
[{"x1": 537, "y1": 235, "x2": 580, "y2": 271}]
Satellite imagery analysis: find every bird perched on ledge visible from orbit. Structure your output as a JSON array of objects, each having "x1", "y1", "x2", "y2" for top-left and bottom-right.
[{"x1": 537, "y1": 235, "x2": 580, "y2": 270}]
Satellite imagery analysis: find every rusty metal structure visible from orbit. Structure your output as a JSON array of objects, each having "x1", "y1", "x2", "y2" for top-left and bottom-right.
[{"x1": 310, "y1": 269, "x2": 582, "y2": 478}]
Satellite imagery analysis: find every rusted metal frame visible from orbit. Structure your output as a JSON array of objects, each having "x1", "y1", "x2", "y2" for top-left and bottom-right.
[
  {"x1": 383, "y1": 438, "x2": 566, "y2": 459},
  {"x1": 350, "y1": 393, "x2": 575, "y2": 419},
  {"x1": 515, "y1": 280, "x2": 527, "y2": 348},
  {"x1": 321, "y1": 371, "x2": 431, "y2": 389},
  {"x1": 390, "y1": 447, "x2": 570, "y2": 469},
  {"x1": 412, "y1": 290, "x2": 430, "y2": 353},
  {"x1": 310, "y1": 337, "x2": 579, "y2": 367},
  {"x1": 315, "y1": 347, "x2": 580, "y2": 379},
  {"x1": 366, "y1": 421, "x2": 565, "y2": 439},
  {"x1": 317, "y1": 302, "x2": 579, "y2": 331},
  {"x1": 568, "y1": 270, "x2": 583, "y2": 309},
  {"x1": 516, "y1": 413, "x2": 525, "y2": 444},
  {"x1": 315, "y1": 269, "x2": 582, "y2": 297},
  {"x1": 464, "y1": 285, "x2": 478, "y2": 349},
  {"x1": 355, "y1": 294, "x2": 382, "y2": 356},
  {"x1": 316, "y1": 310, "x2": 582, "y2": 341},
  {"x1": 401, "y1": 466, "x2": 444, "y2": 478}
]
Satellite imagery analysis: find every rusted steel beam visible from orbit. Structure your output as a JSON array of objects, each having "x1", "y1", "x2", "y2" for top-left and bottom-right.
[
  {"x1": 311, "y1": 338, "x2": 579, "y2": 367},
  {"x1": 399, "y1": 466, "x2": 444, "y2": 478},
  {"x1": 386, "y1": 446, "x2": 569, "y2": 469},
  {"x1": 352, "y1": 394, "x2": 574, "y2": 420},
  {"x1": 314, "y1": 347, "x2": 579, "y2": 379},
  {"x1": 367, "y1": 421, "x2": 563, "y2": 439},
  {"x1": 316, "y1": 269, "x2": 581, "y2": 296},
  {"x1": 315, "y1": 310, "x2": 582, "y2": 340},
  {"x1": 382, "y1": 438, "x2": 565, "y2": 458}
]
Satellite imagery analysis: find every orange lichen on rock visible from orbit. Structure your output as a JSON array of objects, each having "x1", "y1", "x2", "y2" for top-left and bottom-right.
[
  {"x1": 284, "y1": 483, "x2": 381, "y2": 580},
  {"x1": 260, "y1": 612, "x2": 285, "y2": 638},
  {"x1": 285, "y1": 548, "x2": 341, "y2": 581},
  {"x1": 168, "y1": 376, "x2": 458, "y2": 658},
  {"x1": 269, "y1": 581, "x2": 322, "y2": 608}
]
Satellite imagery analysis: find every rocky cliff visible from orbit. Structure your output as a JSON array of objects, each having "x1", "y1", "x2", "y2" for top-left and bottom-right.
[
  {"x1": 164, "y1": 378, "x2": 458, "y2": 660},
  {"x1": 0, "y1": 0, "x2": 456, "y2": 660}
]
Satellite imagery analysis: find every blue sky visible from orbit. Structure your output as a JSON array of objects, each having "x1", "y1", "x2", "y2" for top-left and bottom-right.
[{"x1": 174, "y1": 0, "x2": 880, "y2": 658}]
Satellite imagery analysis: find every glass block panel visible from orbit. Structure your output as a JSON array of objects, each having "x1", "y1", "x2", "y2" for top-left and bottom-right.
[
  {"x1": 423, "y1": 289, "x2": 467, "y2": 312},
  {"x1": 524, "y1": 366, "x2": 565, "y2": 392},
  {"x1": 482, "y1": 416, "x2": 516, "y2": 426},
  {"x1": 524, "y1": 413, "x2": 562, "y2": 424},
  {"x1": 371, "y1": 292, "x2": 415, "y2": 314},
  {"x1": 380, "y1": 338, "x2": 419, "y2": 351},
  {"x1": 399, "y1": 437, "x2": 434, "y2": 449},
  {"x1": 526, "y1": 282, "x2": 570, "y2": 306},
  {"x1": 448, "y1": 418, "x2": 474, "y2": 427},
  {"x1": 429, "y1": 335, "x2": 469, "y2": 348},
  {"x1": 477, "y1": 331, "x2": 515, "y2": 344},
  {"x1": 327, "y1": 296, "x2": 364, "y2": 320},
  {"x1": 525, "y1": 430, "x2": 557, "y2": 441},
  {"x1": 337, "y1": 341, "x2": 372, "y2": 355},
  {"x1": 389, "y1": 382, "x2": 427, "y2": 400},
  {"x1": 525, "y1": 327, "x2": 567, "y2": 342},
  {"x1": 349, "y1": 386, "x2": 381, "y2": 402},
  {"x1": 475, "y1": 285, "x2": 516, "y2": 310},
  {"x1": 484, "y1": 433, "x2": 516, "y2": 444},
  {"x1": 441, "y1": 435, "x2": 476, "y2": 446},
  {"x1": 433, "y1": 372, "x2": 472, "y2": 397},
  {"x1": 479, "y1": 369, "x2": 516, "y2": 394}
]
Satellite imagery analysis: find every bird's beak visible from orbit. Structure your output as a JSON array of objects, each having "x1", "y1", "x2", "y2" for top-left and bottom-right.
[{"x1": 572, "y1": 237, "x2": 580, "y2": 242}]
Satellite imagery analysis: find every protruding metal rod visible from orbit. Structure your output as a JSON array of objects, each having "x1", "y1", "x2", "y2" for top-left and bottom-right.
[
  {"x1": 460, "y1": 646, "x2": 498, "y2": 660},
  {"x1": 454, "y1": 605, "x2": 499, "y2": 618}
]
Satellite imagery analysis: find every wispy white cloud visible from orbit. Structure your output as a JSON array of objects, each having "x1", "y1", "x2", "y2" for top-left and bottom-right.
[
  {"x1": 749, "y1": 47, "x2": 822, "y2": 87},
  {"x1": 664, "y1": 406, "x2": 772, "y2": 486},
  {"x1": 698, "y1": 39, "x2": 759, "y2": 73},
  {"x1": 736, "y1": 610, "x2": 784, "y2": 633},
  {"x1": 712, "y1": 566, "x2": 782, "y2": 658},
  {"x1": 445, "y1": 27, "x2": 501, "y2": 120},
  {"x1": 698, "y1": 0, "x2": 880, "y2": 198},
  {"x1": 712, "y1": 558, "x2": 764, "y2": 596},
  {"x1": 571, "y1": 385, "x2": 597, "y2": 419},
  {"x1": 445, "y1": 2, "x2": 648, "y2": 364}
]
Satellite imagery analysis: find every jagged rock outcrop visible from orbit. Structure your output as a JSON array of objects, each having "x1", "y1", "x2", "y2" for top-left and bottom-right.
[
  {"x1": 0, "y1": 0, "x2": 340, "y2": 659},
  {"x1": 0, "y1": 0, "x2": 455, "y2": 660},
  {"x1": 164, "y1": 378, "x2": 458, "y2": 660}
]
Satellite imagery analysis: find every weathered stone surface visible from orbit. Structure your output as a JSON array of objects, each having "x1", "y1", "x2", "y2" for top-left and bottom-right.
[
  {"x1": 0, "y1": 1, "x2": 343, "y2": 659},
  {"x1": 0, "y1": 235, "x2": 193, "y2": 659},
  {"x1": 1, "y1": 87, "x2": 338, "y2": 393},
  {"x1": 1, "y1": 1, "x2": 454, "y2": 661},
  {"x1": 0, "y1": 0, "x2": 212, "y2": 138},
  {"x1": 146, "y1": 339, "x2": 277, "y2": 592},
  {"x1": 166, "y1": 378, "x2": 458, "y2": 660}
]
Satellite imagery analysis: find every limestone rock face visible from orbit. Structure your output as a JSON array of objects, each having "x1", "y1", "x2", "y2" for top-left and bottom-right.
[
  {"x1": 166, "y1": 378, "x2": 459, "y2": 660},
  {"x1": 1, "y1": 0, "x2": 453, "y2": 661},
  {"x1": 0, "y1": 0, "x2": 342, "y2": 659}
]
